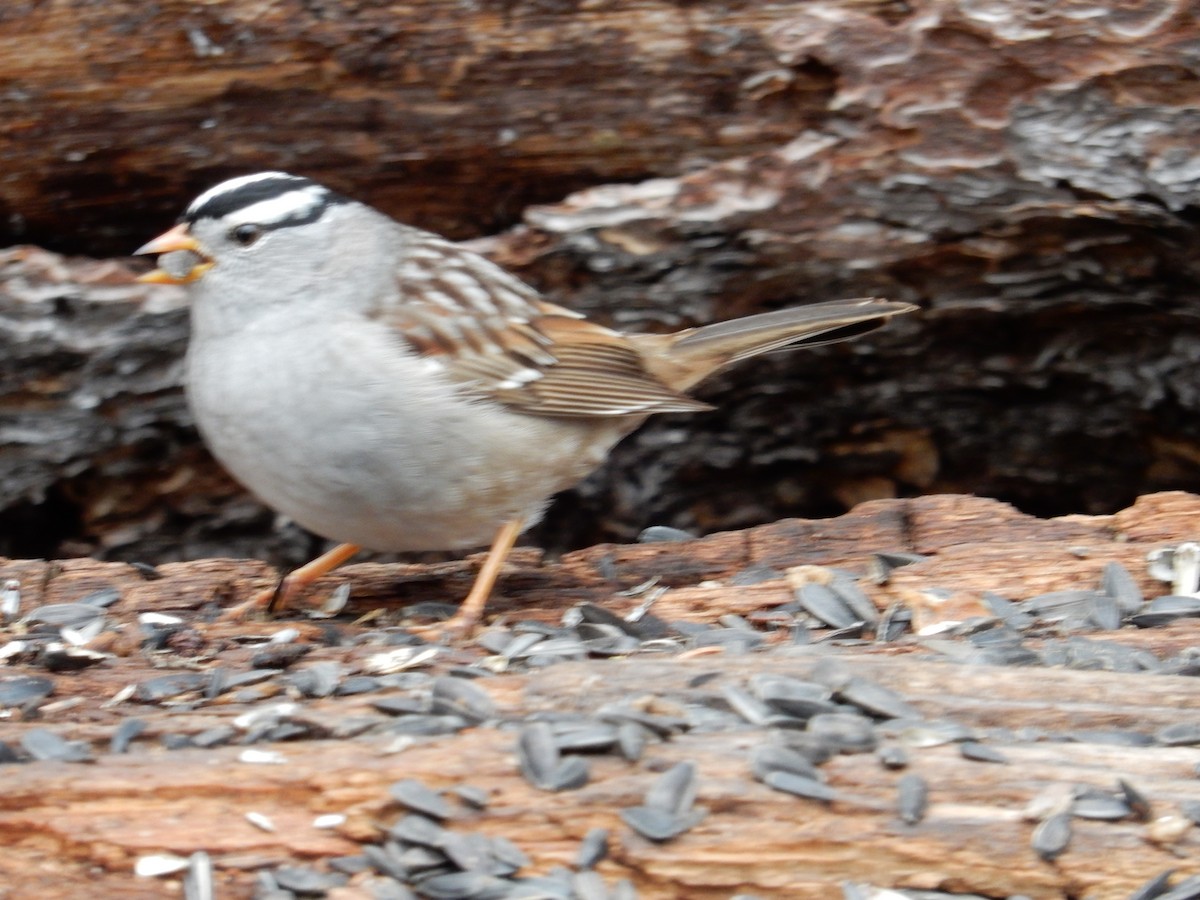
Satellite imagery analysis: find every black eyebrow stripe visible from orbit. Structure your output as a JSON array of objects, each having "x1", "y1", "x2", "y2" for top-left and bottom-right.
[{"x1": 184, "y1": 176, "x2": 350, "y2": 226}]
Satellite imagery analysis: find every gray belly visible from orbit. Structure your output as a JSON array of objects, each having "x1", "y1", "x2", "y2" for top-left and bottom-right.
[{"x1": 186, "y1": 324, "x2": 628, "y2": 551}]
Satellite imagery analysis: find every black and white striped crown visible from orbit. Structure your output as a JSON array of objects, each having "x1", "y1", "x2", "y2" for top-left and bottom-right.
[{"x1": 184, "y1": 172, "x2": 350, "y2": 229}]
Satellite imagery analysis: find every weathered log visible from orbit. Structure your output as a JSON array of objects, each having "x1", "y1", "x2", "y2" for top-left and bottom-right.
[
  {"x1": 0, "y1": 492, "x2": 1193, "y2": 624},
  {"x1": 3, "y1": 0, "x2": 871, "y2": 253},
  {"x1": 1, "y1": 495, "x2": 1199, "y2": 897},
  {"x1": 2, "y1": 1, "x2": 1195, "y2": 258},
  {"x1": 4, "y1": 0, "x2": 1200, "y2": 568},
  {"x1": 1, "y1": 655, "x2": 1198, "y2": 899}
]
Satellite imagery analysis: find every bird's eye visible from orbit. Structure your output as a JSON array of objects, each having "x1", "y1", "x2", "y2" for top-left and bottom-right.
[{"x1": 230, "y1": 224, "x2": 263, "y2": 247}]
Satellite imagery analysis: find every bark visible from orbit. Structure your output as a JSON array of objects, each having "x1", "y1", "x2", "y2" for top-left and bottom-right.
[
  {"x1": 1, "y1": 658, "x2": 1197, "y2": 899},
  {"x1": 0, "y1": 491, "x2": 1193, "y2": 625},
  {"x1": 1, "y1": 0, "x2": 856, "y2": 253},
  {"x1": 1, "y1": 494, "x2": 1199, "y2": 898},
  {"x1": 2, "y1": 0, "x2": 1200, "y2": 561}
]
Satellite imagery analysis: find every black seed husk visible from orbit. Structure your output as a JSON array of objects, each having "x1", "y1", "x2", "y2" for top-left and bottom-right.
[
  {"x1": 1156, "y1": 723, "x2": 1200, "y2": 746},
  {"x1": 517, "y1": 722, "x2": 589, "y2": 791},
  {"x1": 1126, "y1": 869, "x2": 1177, "y2": 900},
  {"x1": 750, "y1": 744, "x2": 821, "y2": 782},
  {"x1": 110, "y1": 717, "x2": 147, "y2": 754},
  {"x1": 616, "y1": 722, "x2": 648, "y2": 762},
  {"x1": 250, "y1": 643, "x2": 313, "y2": 669},
  {"x1": 0, "y1": 676, "x2": 54, "y2": 707},
  {"x1": 161, "y1": 733, "x2": 194, "y2": 750},
  {"x1": 1070, "y1": 729, "x2": 1152, "y2": 748},
  {"x1": 415, "y1": 871, "x2": 510, "y2": 899},
  {"x1": 981, "y1": 591, "x2": 1034, "y2": 629},
  {"x1": 362, "y1": 843, "x2": 409, "y2": 881},
  {"x1": 487, "y1": 834, "x2": 530, "y2": 872},
  {"x1": 829, "y1": 577, "x2": 880, "y2": 626},
  {"x1": 721, "y1": 683, "x2": 776, "y2": 726},
  {"x1": 763, "y1": 770, "x2": 837, "y2": 803},
  {"x1": 192, "y1": 725, "x2": 237, "y2": 748},
  {"x1": 25, "y1": 603, "x2": 105, "y2": 627},
  {"x1": 135, "y1": 673, "x2": 206, "y2": 702},
  {"x1": 431, "y1": 675, "x2": 497, "y2": 723},
  {"x1": 574, "y1": 828, "x2": 609, "y2": 870},
  {"x1": 896, "y1": 772, "x2": 928, "y2": 824},
  {"x1": 552, "y1": 723, "x2": 619, "y2": 754},
  {"x1": 388, "y1": 813, "x2": 447, "y2": 848},
  {"x1": 79, "y1": 587, "x2": 122, "y2": 608},
  {"x1": 836, "y1": 677, "x2": 920, "y2": 721},
  {"x1": 327, "y1": 854, "x2": 370, "y2": 876},
  {"x1": 336, "y1": 675, "x2": 383, "y2": 695},
  {"x1": 1087, "y1": 591, "x2": 1122, "y2": 631},
  {"x1": 751, "y1": 674, "x2": 836, "y2": 720},
  {"x1": 517, "y1": 722, "x2": 560, "y2": 786},
  {"x1": 387, "y1": 715, "x2": 470, "y2": 736},
  {"x1": 453, "y1": 785, "x2": 490, "y2": 810},
  {"x1": 1032, "y1": 812, "x2": 1071, "y2": 860},
  {"x1": 644, "y1": 761, "x2": 697, "y2": 817},
  {"x1": 638, "y1": 526, "x2": 694, "y2": 543},
  {"x1": 273, "y1": 866, "x2": 347, "y2": 893},
  {"x1": 959, "y1": 741, "x2": 1008, "y2": 764},
  {"x1": 286, "y1": 661, "x2": 341, "y2": 698},
  {"x1": 807, "y1": 712, "x2": 877, "y2": 753},
  {"x1": 1072, "y1": 790, "x2": 1131, "y2": 821},
  {"x1": 39, "y1": 644, "x2": 108, "y2": 673},
  {"x1": 1118, "y1": 778, "x2": 1152, "y2": 821},
  {"x1": 619, "y1": 805, "x2": 705, "y2": 841},
  {"x1": 438, "y1": 831, "x2": 492, "y2": 873},
  {"x1": 1101, "y1": 561, "x2": 1144, "y2": 615},
  {"x1": 798, "y1": 583, "x2": 859, "y2": 629},
  {"x1": 877, "y1": 745, "x2": 909, "y2": 769},
  {"x1": 390, "y1": 778, "x2": 452, "y2": 820},
  {"x1": 21, "y1": 728, "x2": 93, "y2": 762}
]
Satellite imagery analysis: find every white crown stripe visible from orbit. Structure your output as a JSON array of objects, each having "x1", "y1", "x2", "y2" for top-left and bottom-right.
[
  {"x1": 185, "y1": 171, "x2": 298, "y2": 217},
  {"x1": 226, "y1": 185, "x2": 329, "y2": 228}
]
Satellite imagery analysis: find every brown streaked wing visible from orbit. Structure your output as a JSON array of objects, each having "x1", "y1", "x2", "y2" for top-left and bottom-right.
[
  {"x1": 382, "y1": 240, "x2": 708, "y2": 417},
  {"x1": 492, "y1": 316, "x2": 711, "y2": 417}
]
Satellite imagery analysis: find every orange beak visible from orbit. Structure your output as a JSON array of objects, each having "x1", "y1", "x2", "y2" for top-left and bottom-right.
[{"x1": 134, "y1": 223, "x2": 213, "y2": 284}]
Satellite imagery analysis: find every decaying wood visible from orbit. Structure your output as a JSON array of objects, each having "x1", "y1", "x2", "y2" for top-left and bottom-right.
[
  {"x1": 2, "y1": 1, "x2": 856, "y2": 252},
  {"x1": 1, "y1": 493, "x2": 1199, "y2": 897},
  {"x1": 0, "y1": 492, "x2": 1187, "y2": 624},
  {"x1": 1, "y1": 655, "x2": 1197, "y2": 899},
  {"x1": 4, "y1": 1, "x2": 1200, "y2": 563},
  {"x1": 2, "y1": 0, "x2": 1195, "y2": 262}
]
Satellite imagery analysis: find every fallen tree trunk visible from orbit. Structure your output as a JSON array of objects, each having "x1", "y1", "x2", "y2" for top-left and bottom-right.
[
  {"x1": 1, "y1": 655, "x2": 1196, "y2": 899},
  {"x1": 0, "y1": 494, "x2": 1198, "y2": 897},
  {"x1": 3, "y1": 0, "x2": 1200, "y2": 569}
]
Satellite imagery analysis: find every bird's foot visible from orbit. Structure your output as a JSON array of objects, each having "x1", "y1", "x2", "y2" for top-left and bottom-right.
[{"x1": 407, "y1": 609, "x2": 482, "y2": 645}]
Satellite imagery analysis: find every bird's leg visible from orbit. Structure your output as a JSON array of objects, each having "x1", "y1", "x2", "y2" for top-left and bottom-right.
[
  {"x1": 218, "y1": 542, "x2": 362, "y2": 622},
  {"x1": 220, "y1": 518, "x2": 524, "y2": 637},
  {"x1": 422, "y1": 517, "x2": 524, "y2": 640}
]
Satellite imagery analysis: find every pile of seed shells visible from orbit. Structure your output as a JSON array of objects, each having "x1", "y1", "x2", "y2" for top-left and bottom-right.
[{"x1": 1, "y1": 546, "x2": 1200, "y2": 899}]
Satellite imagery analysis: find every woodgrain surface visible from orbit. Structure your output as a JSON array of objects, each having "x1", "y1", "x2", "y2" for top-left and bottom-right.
[{"x1": 1, "y1": 493, "x2": 1198, "y2": 897}]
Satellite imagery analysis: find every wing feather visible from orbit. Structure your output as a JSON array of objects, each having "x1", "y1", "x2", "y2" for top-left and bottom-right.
[{"x1": 380, "y1": 238, "x2": 706, "y2": 417}]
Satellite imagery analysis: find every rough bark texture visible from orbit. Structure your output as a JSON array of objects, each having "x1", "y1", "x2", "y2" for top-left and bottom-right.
[
  {"x1": 3, "y1": 0, "x2": 1200, "y2": 562},
  {"x1": 1, "y1": 494, "x2": 1199, "y2": 899},
  {"x1": 2, "y1": 1, "x2": 868, "y2": 253}
]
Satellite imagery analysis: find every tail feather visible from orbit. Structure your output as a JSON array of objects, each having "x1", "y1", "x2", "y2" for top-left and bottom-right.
[{"x1": 654, "y1": 298, "x2": 916, "y2": 391}]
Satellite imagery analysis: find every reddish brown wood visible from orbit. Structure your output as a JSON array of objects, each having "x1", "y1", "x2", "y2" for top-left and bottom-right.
[
  {"x1": 1, "y1": 494, "x2": 1199, "y2": 897},
  {"x1": 0, "y1": 653, "x2": 1197, "y2": 898},
  {"x1": 5, "y1": 1, "x2": 1200, "y2": 564}
]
